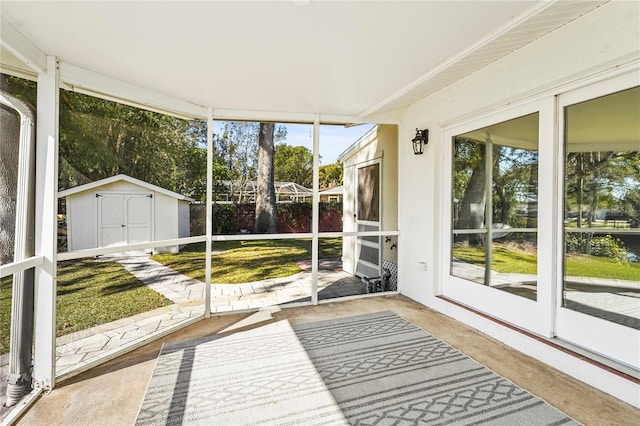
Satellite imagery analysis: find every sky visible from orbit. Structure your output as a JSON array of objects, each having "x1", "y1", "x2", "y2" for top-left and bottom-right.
[
  {"x1": 212, "y1": 121, "x2": 374, "y2": 165},
  {"x1": 288, "y1": 123, "x2": 374, "y2": 165}
]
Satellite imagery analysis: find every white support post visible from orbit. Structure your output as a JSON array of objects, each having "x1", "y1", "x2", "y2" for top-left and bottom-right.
[
  {"x1": 205, "y1": 108, "x2": 213, "y2": 317},
  {"x1": 32, "y1": 56, "x2": 59, "y2": 390},
  {"x1": 311, "y1": 116, "x2": 320, "y2": 304}
]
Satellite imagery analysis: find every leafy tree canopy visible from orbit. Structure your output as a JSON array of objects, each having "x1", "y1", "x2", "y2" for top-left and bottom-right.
[
  {"x1": 319, "y1": 162, "x2": 343, "y2": 188},
  {"x1": 274, "y1": 144, "x2": 313, "y2": 187},
  {"x1": 214, "y1": 121, "x2": 286, "y2": 183}
]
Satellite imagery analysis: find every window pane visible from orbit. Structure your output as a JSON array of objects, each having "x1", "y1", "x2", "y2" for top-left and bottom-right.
[
  {"x1": 490, "y1": 234, "x2": 537, "y2": 300},
  {"x1": 563, "y1": 86, "x2": 640, "y2": 329},
  {"x1": 452, "y1": 232, "x2": 487, "y2": 284},
  {"x1": 451, "y1": 113, "x2": 539, "y2": 299},
  {"x1": 452, "y1": 139, "x2": 486, "y2": 232}
]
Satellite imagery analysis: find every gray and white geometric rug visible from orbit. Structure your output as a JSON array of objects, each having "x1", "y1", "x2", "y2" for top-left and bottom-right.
[{"x1": 135, "y1": 311, "x2": 579, "y2": 425}]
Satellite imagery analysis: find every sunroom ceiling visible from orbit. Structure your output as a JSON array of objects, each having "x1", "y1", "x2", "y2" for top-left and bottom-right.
[{"x1": 0, "y1": 1, "x2": 606, "y2": 120}]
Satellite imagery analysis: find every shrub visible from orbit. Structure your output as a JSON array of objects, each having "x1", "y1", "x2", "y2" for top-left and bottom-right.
[
  {"x1": 207, "y1": 201, "x2": 343, "y2": 234},
  {"x1": 212, "y1": 204, "x2": 238, "y2": 234},
  {"x1": 590, "y1": 235, "x2": 628, "y2": 262},
  {"x1": 566, "y1": 233, "x2": 628, "y2": 262}
]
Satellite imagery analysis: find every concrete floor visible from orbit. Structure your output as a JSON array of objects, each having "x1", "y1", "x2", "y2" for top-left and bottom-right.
[{"x1": 16, "y1": 295, "x2": 639, "y2": 426}]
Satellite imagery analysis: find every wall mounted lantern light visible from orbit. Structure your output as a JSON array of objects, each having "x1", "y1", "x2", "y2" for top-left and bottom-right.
[{"x1": 412, "y1": 128, "x2": 428, "y2": 155}]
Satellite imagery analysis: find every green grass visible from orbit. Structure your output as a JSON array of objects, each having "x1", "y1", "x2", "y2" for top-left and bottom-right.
[
  {"x1": 0, "y1": 276, "x2": 12, "y2": 355},
  {"x1": 152, "y1": 238, "x2": 343, "y2": 284},
  {"x1": 453, "y1": 244, "x2": 640, "y2": 281},
  {"x1": 0, "y1": 259, "x2": 171, "y2": 354},
  {"x1": 565, "y1": 253, "x2": 640, "y2": 281},
  {"x1": 453, "y1": 245, "x2": 537, "y2": 274}
]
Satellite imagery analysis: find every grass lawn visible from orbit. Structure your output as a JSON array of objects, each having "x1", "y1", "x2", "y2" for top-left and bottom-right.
[
  {"x1": 565, "y1": 253, "x2": 640, "y2": 281},
  {"x1": 453, "y1": 244, "x2": 640, "y2": 281},
  {"x1": 453, "y1": 245, "x2": 538, "y2": 274},
  {"x1": 0, "y1": 259, "x2": 171, "y2": 355},
  {"x1": 152, "y1": 238, "x2": 343, "y2": 284}
]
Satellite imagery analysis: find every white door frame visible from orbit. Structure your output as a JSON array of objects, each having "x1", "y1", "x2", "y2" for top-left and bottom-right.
[{"x1": 441, "y1": 97, "x2": 555, "y2": 337}]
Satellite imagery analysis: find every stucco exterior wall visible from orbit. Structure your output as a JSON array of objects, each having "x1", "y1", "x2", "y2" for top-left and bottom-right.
[{"x1": 398, "y1": 0, "x2": 639, "y2": 304}]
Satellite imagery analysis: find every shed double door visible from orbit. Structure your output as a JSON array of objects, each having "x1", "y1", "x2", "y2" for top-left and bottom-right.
[{"x1": 97, "y1": 193, "x2": 152, "y2": 249}]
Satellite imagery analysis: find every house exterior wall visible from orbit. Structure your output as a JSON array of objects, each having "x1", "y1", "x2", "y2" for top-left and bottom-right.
[
  {"x1": 341, "y1": 124, "x2": 398, "y2": 275},
  {"x1": 319, "y1": 193, "x2": 342, "y2": 203},
  {"x1": 397, "y1": 1, "x2": 639, "y2": 405}
]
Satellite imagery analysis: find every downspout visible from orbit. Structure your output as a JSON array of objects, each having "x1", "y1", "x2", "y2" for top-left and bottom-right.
[{"x1": 0, "y1": 90, "x2": 37, "y2": 406}]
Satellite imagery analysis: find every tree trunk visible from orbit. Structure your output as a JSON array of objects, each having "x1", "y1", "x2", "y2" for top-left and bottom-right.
[
  {"x1": 255, "y1": 123, "x2": 277, "y2": 233},
  {"x1": 457, "y1": 163, "x2": 486, "y2": 246},
  {"x1": 492, "y1": 146, "x2": 511, "y2": 224}
]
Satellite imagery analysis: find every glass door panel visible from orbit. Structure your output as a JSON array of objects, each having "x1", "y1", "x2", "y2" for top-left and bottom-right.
[
  {"x1": 558, "y1": 77, "x2": 640, "y2": 368},
  {"x1": 444, "y1": 106, "x2": 546, "y2": 334}
]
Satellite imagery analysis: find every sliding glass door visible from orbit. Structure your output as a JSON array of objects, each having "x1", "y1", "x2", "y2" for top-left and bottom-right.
[
  {"x1": 443, "y1": 100, "x2": 554, "y2": 335},
  {"x1": 443, "y1": 70, "x2": 639, "y2": 368},
  {"x1": 556, "y1": 74, "x2": 640, "y2": 368}
]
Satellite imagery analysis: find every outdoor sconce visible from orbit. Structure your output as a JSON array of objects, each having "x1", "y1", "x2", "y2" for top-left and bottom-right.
[{"x1": 412, "y1": 128, "x2": 428, "y2": 155}]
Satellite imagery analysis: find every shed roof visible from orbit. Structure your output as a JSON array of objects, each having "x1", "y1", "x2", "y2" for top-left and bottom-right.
[{"x1": 57, "y1": 174, "x2": 194, "y2": 202}]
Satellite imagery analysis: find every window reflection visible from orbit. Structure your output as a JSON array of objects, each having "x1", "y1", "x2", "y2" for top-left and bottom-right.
[
  {"x1": 452, "y1": 113, "x2": 539, "y2": 299},
  {"x1": 563, "y1": 86, "x2": 640, "y2": 329}
]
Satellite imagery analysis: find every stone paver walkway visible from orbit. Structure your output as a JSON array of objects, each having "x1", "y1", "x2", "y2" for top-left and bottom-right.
[
  {"x1": 52, "y1": 255, "x2": 366, "y2": 378},
  {"x1": 16, "y1": 256, "x2": 639, "y2": 384}
]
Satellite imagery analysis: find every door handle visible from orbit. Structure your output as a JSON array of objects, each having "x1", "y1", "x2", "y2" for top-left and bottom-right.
[{"x1": 121, "y1": 224, "x2": 126, "y2": 227}]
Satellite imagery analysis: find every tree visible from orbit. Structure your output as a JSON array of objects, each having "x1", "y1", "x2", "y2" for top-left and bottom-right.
[
  {"x1": 57, "y1": 89, "x2": 203, "y2": 193},
  {"x1": 492, "y1": 147, "x2": 538, "y2": 228},
  {"x1": 319, "y1": 162, "x2": 343, "y2": 188},
  {"x1": 565, "y1": 151, "x2": 639, "y2": 227},
  {"x1": 213, "y1": 121, "x2": 286, "y2": 201},
  {"x1": 454, "y1": 139, "x2": 487, "y2": 246},
  {"x1": 255, "y1": 123, "x2": 277, "y2": 233},
  {"x1": 273, "y1": 144, "x2": 313, "y2": 187}
]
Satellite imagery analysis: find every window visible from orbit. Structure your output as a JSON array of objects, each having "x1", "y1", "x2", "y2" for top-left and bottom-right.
[
  {"x1": 451, "y1": 113, "x2": 539, "y2": 299},
  {"x1": 562, "y1": 86, "x2": 640, "y2": 329}
]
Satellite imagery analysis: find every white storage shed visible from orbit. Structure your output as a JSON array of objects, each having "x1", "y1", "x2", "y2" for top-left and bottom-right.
[{"x1": 58, "y1": 174, "x2": 193, "y2": 254}]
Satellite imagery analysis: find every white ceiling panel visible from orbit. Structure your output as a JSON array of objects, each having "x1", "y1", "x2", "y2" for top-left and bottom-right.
[{"x1": 0, "y1": 1, "x2": 606, "y2": 119}]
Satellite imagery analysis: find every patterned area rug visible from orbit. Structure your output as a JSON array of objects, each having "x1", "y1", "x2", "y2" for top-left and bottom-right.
[{"x1": 135, "y1": 311, "x2": 579, "y2": 425}]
